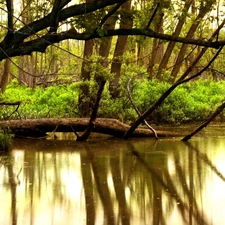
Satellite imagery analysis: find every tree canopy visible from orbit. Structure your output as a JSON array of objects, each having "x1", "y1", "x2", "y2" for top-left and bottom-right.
[{"x1": 0, "y1": 0, "x2": 224, "y2": 60}]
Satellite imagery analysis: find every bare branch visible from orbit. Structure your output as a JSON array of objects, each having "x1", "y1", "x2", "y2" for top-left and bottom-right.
[
  {"x1": 6, "y1": 0, "x2": 13, "y2": 33},
  {"x1": 1, "y1": 27, "x2": 225, "y2": 61},
  {"x1": 0, "y1": 0, "x2": 123, "y2": 47},
  {"x1": 49, "y1": 0, "x2": 62, "y2": 33},
  {"x1": 98, "y1": 0, "x2": 125, "y2": 28},
  {"x1": 146, "y1": 3, "x2": 159, "y2": 28},
  {"x1": 182, "y1": 101, "x2": 225, "y2": 141},
  {"x1": 0, "y1": 0, "x2": 224, "y2": 62}
]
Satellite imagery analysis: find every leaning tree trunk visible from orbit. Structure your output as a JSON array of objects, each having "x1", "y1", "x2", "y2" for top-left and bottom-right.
[
  {"x1": 169, "y1": 1, "x2": 216, "y2": 83},
  {"x1": 182, "y1": 101, "x2": 225, "y2": 141},
  {"x1": 156, "y1": 0, "x2": 192, "y2": 80},
  {"x1": 76, "y1": 2, "x2": 122, "y2": 141},
  {"x1": 123, "y1": 16, "x2": 225, "y2": 138},
  {"x1": 77, "y1": 80, "x2": 106, "y2": 141}
]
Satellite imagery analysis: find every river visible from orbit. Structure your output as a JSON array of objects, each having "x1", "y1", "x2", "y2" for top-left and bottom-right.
[{"x1": 0, "y1": 125, "x2": 225, "y2": 225}]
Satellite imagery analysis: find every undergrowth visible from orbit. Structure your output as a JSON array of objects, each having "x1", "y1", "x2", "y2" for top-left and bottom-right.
[{"x1": 1, "y1": 79, "x2": 225, "y2": 124}]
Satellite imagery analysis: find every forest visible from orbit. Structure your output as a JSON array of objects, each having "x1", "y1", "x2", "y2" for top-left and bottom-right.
[{"x1": 0, "y1": 0, "x2": 225, "y2": 144}]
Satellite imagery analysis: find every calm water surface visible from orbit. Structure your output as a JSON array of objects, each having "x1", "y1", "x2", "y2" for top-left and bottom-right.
[{"x1": 1, "y1": 127, "x2": 225, "y2": 225}]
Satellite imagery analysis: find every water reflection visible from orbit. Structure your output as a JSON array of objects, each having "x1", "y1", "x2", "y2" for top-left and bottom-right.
[{"x1": 0, "y1": 136, "x2": 225, "y2": 225}]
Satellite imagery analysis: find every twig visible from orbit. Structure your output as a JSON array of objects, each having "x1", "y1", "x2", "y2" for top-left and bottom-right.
[{"x1": 0, "y1": 101, "x2": 21, "y2": 119}]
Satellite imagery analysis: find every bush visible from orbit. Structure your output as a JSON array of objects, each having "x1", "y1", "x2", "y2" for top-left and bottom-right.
[
  {"x1": 133, "y1": 79, "x2": 225, "y2": 124},
  {"x1": 1, "y1": 81, "x2": 79, "y2": 119}
]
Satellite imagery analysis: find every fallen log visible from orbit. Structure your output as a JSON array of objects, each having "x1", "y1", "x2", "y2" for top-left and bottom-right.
[{"x1": 0, "y1": 118, "x2": 180, "y2": 138}]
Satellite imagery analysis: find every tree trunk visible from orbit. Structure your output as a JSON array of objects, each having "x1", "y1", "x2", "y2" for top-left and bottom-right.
[
  {"x1": 169, "y1": 1, "x2": 215, "y2": 83},
  {"x1": 1, "y1": 58, "x2": 11, "y2": 93},
  {"x1": 78, "y1": 39, "x2": 94, "y2": 116},
  {"x1": 156, "y1": 0, "x2": 192, "y2": 80},
  {"x1": 182, "y1": 101, "x2": 225, "y2": 141},
  {"x1": 109, "y1": 0, "x2": 133, "y2": 98},
  {"x1": 148, "y1": 2, "x2": 164, "y2": 79},
  {"x1": 77, "y1": 5, "x2": 118, "y2": 141}
]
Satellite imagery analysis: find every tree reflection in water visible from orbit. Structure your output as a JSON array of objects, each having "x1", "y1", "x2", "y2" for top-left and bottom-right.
[{"x1": 0, "y1": 137, "x2": 225, "y2": 225}]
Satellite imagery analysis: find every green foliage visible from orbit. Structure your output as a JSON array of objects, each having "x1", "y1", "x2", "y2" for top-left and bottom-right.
[
  {"x1": 134, "y1": 79, "x2": 225, "y2": 124},
  {"x1": 84, "y1": 55, "x2": 114, "y2": 82},
  {"x1": 1, "y1": 79, "x2": 225, "y2": 124},
  {"x1": 134, "y1": 78, "x2": 169, "y2": 108},
  {"x1": 98, "y1": 83, "x2": 136, "y2": 122},
  {"x1": 1, "y1": 79, "x2": 79, "y2": 119}
]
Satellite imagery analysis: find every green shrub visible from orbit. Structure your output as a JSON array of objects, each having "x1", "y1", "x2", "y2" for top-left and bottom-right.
[{"x1": 133, "y1": 79, "x2": 225, "y2": 124}]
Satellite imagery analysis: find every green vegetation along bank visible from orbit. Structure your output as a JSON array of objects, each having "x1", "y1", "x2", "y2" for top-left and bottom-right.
[{"x1": 1, "y1": 79, "x2": 225, "y2": 125}]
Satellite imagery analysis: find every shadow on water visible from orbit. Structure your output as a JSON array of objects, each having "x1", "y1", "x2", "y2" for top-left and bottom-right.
[{"x1": 0, "y1": 134, "x2": 225, "y2": 225}]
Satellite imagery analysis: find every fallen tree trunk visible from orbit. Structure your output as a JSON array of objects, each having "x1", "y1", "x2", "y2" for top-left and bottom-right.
[{"x1": 0, "y1": 118, "x2": 180, "y2": 138}]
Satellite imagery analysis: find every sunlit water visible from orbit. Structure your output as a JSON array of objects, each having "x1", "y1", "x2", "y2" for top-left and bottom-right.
[{"x1": 1, "y1": 127, "x2": 225, "y2": 225}]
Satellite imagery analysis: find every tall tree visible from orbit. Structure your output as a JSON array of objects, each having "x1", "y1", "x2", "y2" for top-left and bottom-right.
[
  {"x1": 109, "y1": 0, "x2": 133, "y2": 98},
  {"x1": 148, "y1": 0, "x2": 165, "y2": 79},
  {"x1": 77, "y1": 1, "x2": 123, "y2": 141},
  {"x1": 0, "y1": 0, "x2": 13, "y2": 92},
  {"x1": 78, "y1": 39, "x2": 94, "y2": 116},
  {"x1": 169, "y1": 0, "x2": 216, "y2": 83}
]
